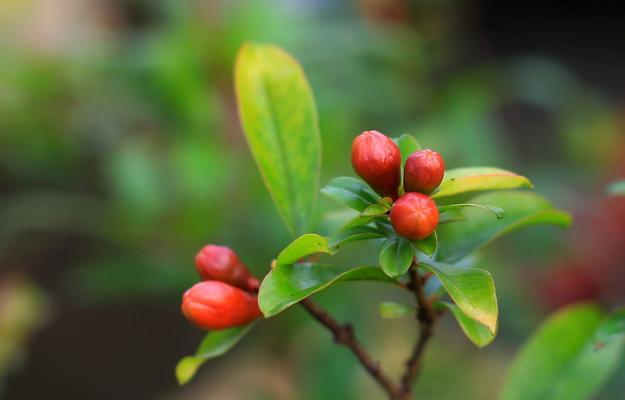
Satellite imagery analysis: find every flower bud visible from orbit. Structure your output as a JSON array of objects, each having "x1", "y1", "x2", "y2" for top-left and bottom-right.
[
  {"x1": 403, "y1": 149, "x2": 445, "y2": 194},
  {"x1": 390, "y1": 192, "x2": 439, "y2": 240},
  {"x1": 195, "y1": 245, "x2": 260, "y2": 292},
  {"x1": 181, "y1": 281, "x2": 262, "y2": 330},
  {"x1": 351, "y1": 130, "x2": 401, "y2": 199}
]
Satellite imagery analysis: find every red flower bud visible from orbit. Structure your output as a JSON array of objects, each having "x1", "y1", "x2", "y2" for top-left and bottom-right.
[
  {"x1": 390, "y1": 192, "x2": 439, "y2": 240},
  {"x1": 181, "y1": 281, "x2": 262, "y2": 330},
  {"x1": 195, "y1": 245, "x2": 260, "y2": 292},
  {"x1": 403, "y1": 149, "x2": 445, "y2": 194},
  {"x1": 351, "y1": 130, "x2": 401, "y2": 199}
]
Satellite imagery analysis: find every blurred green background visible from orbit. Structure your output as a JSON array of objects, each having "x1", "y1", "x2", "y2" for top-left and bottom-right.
[{"x1": 1, "y1": 1, "x2": 625, "y2": 399}]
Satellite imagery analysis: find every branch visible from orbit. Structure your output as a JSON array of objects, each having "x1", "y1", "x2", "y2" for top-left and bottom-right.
[
  {"x1": 300, "y1": 298, "x2": 404, "y2": 399},
  {"x1": 299, "y1": 261, "x2": 439, "y2": 399},
  {"x1": 400, "y1": 264, "x2": 436, "y2": 396}
]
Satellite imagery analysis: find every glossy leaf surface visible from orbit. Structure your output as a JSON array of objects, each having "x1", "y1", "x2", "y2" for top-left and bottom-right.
[{"x1": 235, "y1": 43, "x2": 321, "y2": 235}]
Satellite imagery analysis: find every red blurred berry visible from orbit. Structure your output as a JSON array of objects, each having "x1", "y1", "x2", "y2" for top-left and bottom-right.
[
  {"x1": 390, "y1": 192, "x2": 439, "y2": 240},
  {"x1": 351, "y1": 130, "x2": 401, "y2": 199},
  {"x1": 195, "y1": 245, "x2": 259, "y2": 292},
  {"x1": 539, "y1": 265, "x2": 600, "y2": 310},
  {"x1": 403, "y1": 149, "x2": 445, "y2": 194},
  {"x1": 181, "y1": 281, "x2": 262, "y2": 330}
]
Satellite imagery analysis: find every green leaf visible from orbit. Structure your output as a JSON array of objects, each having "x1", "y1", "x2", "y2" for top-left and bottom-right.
[
  {"x1": 413, "y1": 232, "x2": 438, "y2": 258},
  {"x1": 607, "y1": 179, "x2": 625, "y2": 196},
  {"x1": 394, "y1": 134, "x2": 421, "y2": 163},
  {"x1": 379, "y1": 197, "x2": 393, "y2": 208},
  {"x1": 501, "y1": 304, "x2": 625, "y2": 400},
  {"x1": 276, "y1": 234, "x2": 334, "y2": 267},
  {"x1": 431, "y1": 167, "x2": 532, "y2": 200},
  {"x1": 421, "y1": 263, "x2": 497, "y2": 334},
  {"x1": 235, "y1": 43, "x2": 321, "y2": 235},
  {"x1": 361, "y1": 202, "x2": 391, "y2": 217},
  {"x1": 175, "y1": 324, "x2": 254, "y2": 385},
  {"x1": 379, "y1": 236, "x2": 415, "y2": 278},
  {"x1": 438, "y1": 203, "x2": 505, "y2": 219},
  {"x1": 341, "y1": 214, "x2": 383, "y2": 229},
  {"x1": 328, "y1": 225, "x2": 385, "y2": 248},
  {"x1": 379, "y1": 301, "x2": 416, "y2": 319},
  {"x1": 321, "y1": 177, "x2": 379, "y2": 212},
  {"x1": 437, "y1": 191, "x2": 572, "y2": 262},
  {"x1": 438, "y1": 301, "x2": 495, "y2": 348},
  {"x1": 438, "y1": 210, "x2": 465, "y2": 224},
  {"x1": 259, "y1": 263, "x2": 396, "y2": 317}
]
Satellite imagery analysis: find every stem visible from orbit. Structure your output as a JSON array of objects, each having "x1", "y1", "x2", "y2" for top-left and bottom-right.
[
  {"x1": 300, "y1": 298, "x2": 404, "y2": 399},
  {"x1": 299, "y1": 262, "x2": 438, "y2": 399},
  {"x1": 400, "y1": 264, "x2": 436, "y2": 396}
]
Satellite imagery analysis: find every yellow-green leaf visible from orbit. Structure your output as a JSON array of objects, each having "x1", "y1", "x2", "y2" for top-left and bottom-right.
[
  {"x1": 438, "y1": 301, "x2": 495, "y2": 348},
  {"x1": 276, "y1": 234, "x2": 334, "y2": 267},
  {"x1": 432, "y1": 167, "x2": 532, "y2": 199},
  {"x1": 259, "y1": 263, "x2": 396, "y2": 317},
  {"x1": 235, "y1": 43, "x2": 321, "y2": 235},
  {"x1": 175, "y1": 324, "x2": 254, "y2": 385},
  {"x1": 421, "y1": 263, "x2": 498, "y2": 334}
]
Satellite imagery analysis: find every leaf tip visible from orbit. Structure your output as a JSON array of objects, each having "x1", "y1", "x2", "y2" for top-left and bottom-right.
[
  {"x1": 258, "y1": 297, "x2": 276, "y2": 318},
  {"x1": 486, "y1": 320, "x2": 498, "y2": 335},
  {"x1": 175, "y1": 356, "x2": 198, "y2": 386}
]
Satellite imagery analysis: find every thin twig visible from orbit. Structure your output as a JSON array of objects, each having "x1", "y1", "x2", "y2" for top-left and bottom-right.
[
  {"x1": 400, "y1": 264, "x2": 436, "y2": 396},
  {"x1": 300, "y1": 298, "x2": 404, "y2": 399},
  {"x1": 299, "y1": 261, "x2": 439, "y2": 399}
]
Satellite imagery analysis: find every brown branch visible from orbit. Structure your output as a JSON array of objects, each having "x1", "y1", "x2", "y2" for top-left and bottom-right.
[
  {"x1": 400, "y1": 264, "x2": 436, "y2": 397},
  {"x1": 299, "y1": 261, "x2": 440, "y2": 399},
  {"x1": 300, "y1": 298, "x2": 404, "y2": 399}
]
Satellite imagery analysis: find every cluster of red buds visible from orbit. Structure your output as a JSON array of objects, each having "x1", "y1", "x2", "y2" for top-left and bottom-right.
[
  {"x1": 351, "y1": 130, "x2": 445, "y2": 240},
  {"x1": 181, "y1": 245, "x2": 261, "y2": 330}
]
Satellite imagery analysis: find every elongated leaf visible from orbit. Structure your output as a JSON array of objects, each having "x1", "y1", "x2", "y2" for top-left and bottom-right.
[
  {"x1": 421, "y1": 263, "x2": 497, "y2": 334},
  {"x1": 414, "y1": 232, "x2": 437, "y2": 258},
  {"x1": 235, "y1": 43, "x2": 321, "y2": 235},
  {"x1": 438, "y1": 301, "x2": 495, "y2": 348},
  {"x1": 276, "y1": 234, "x2": 333, "y2": 267},
  {"x1": 379, "y1": 236, "x2": 415, "y2": 277},
  {"x1": 175, "y1": 324, "x2": 254, "y2": 385},
  {"x1": 379, "y1": 301, "x2": 415, "y2": 319},
  {"x1": 328, "y1": 225, "x2": 385, "y2": 248},
  {"x1": 259, "y1": 263, "x2": 396, "y2": 317},
  {"x1": 437, "y1": 191, "x2": 572, "y2": 262},
  {"x1": 431, "y1": 167, "x2": 532, "y2": 199},
  {"x1": 607, "y1": 179, "x2": 625, "y2": 196},
  {"x1": 501, "y1": 304, "x2": 625, "y2": 400},
  {"x1": 321, "y1": 177, "x2": 379, "y2": 212},
  {"x1": 438, "y1": 203, "x2": 505, "y2": 219},
  {"x1": 394, "y1": 134, "x2": 421, "y2": 163}
]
